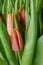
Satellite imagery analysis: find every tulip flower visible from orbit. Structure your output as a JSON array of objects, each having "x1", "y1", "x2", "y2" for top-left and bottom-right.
[
  {"x1": 18, "y1": 9, "x2": 25, "y2": 29},
  {"x1": 10, "y1": 29, "x2": 23, "y2": 51},
  {"x1": 7, "y1": 14, "x2": 13, "y2": 36},
  {"x1": 0, "y1": 14, "x2": 4, "y2": 22}
]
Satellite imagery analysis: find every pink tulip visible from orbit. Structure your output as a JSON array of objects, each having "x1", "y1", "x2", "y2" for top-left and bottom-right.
[
  {"x1": 7, "y1": 14, "x2": 13, "y2": 36},
  {"x1": 10, "y1": 29, "x2": 23, "y2": 51}
]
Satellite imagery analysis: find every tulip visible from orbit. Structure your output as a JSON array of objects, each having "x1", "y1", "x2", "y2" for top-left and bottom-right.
[
  {"x1": 7, "y1": 14, "x2": 13, "y2": 36},
  {"x1": 10, "y1": 29, "x2": 23, "y2": 51},
  {"x1": 0, "y1": 14, "x2": 4, "y2": 22},
  {"x1": 18, "y1": 9, "x2": 25, "y2": 29}
]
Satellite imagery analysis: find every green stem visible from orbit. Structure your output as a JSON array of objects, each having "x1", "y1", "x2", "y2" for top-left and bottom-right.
[
  {"x1": 18, "y1": 52, "x2": 21, "y2": 65},
  {"x1": 11, "y1": 0, "x2": 15, "y2": 7},
  {"x1": 15, "y1": 0, "x2": 18, "y2": 15},
  {"x1": 36, "y1": 0, "x2": 42, "y2": 12},
  {"x1": 19, "y1": 0, "x2": 22, "y2": 8}
]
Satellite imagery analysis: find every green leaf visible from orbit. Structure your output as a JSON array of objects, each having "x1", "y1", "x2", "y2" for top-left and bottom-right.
[
  {"x1": 3, "y1": 0, "x2": 12, "y2": 25},
  {"x1": 0, "y1": 39, "x2": 7, "y2": 59},
  {"x1": 35, "y1": 0, "x2": 42, "y2": 12},
  {"x1": 25, "y1": 10, "x2": 30, "y2": 42},
  {"x1": 3, "y1": 0, "x2": 8, "y2": 25},
  {"x1": 25, "y1": 10, "x2": 30, "y2": 33},
  {"x1": 11, "y1": 0, "x2": 15, "y2": 8},
  {"x1": 21, "y1": 0, "x2": 37, "y2": 65},
  {"x1": 0, "y1": 52, "x2": 8, "y2": 65},
  {"x1": 33, "y1": 35, "x2": 43, "y2": 65}
]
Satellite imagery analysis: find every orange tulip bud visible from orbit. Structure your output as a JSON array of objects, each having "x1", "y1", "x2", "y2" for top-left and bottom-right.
[
  {"x1": 10, "y1": 29, "x2": 23, "y2": 51},
  {"x1": 7, "y1": 14, "x2": 13, "y2": 36},
  {"x1": 0, "y1": 14, "x2": 4, "y2": 22},
  {"x1": 18, "y1": 9, "x2": 25, "y2": 29}
]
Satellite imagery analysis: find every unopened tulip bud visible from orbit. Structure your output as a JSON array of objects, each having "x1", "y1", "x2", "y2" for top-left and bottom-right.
[
  {"x1": 7, "y1": 14, "x2": 13, "y2": 36},
  {"x1": 10, "y1": 29, "x2": 23, "y2": 51},
  {"x1": 0, "y1": 14, "x2": 4, "y2": 22},
  {"x1": 18, "y1": 9, "x2": 25, "y2": 29}
]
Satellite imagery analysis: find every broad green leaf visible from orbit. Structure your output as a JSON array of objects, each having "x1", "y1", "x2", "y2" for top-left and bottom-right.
[
  {"x1": 21, "y1": 0, "x2": 37, "y2": 65},
  {"x1": 0, "y1": 52, "x2": 8, "y2": 65},
  {"x1": 33, "y1": 35, "x2": 43, "y2": 65}
]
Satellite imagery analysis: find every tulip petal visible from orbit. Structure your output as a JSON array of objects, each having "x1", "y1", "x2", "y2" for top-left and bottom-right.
[
  {"x1": 11, "y1": 29, "x2": 19, "y2": 51},
  {"x1": 14, "y1": 29, "x2": 23, "y2": 49}
]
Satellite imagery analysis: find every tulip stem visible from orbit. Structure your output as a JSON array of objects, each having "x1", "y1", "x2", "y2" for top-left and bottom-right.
[
  {"x1": 19, "y1": 0, "x2": 22, "y2": 8},
  {"x1": 18, "y1": 51, "x2": 21, "y2": 65}
]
